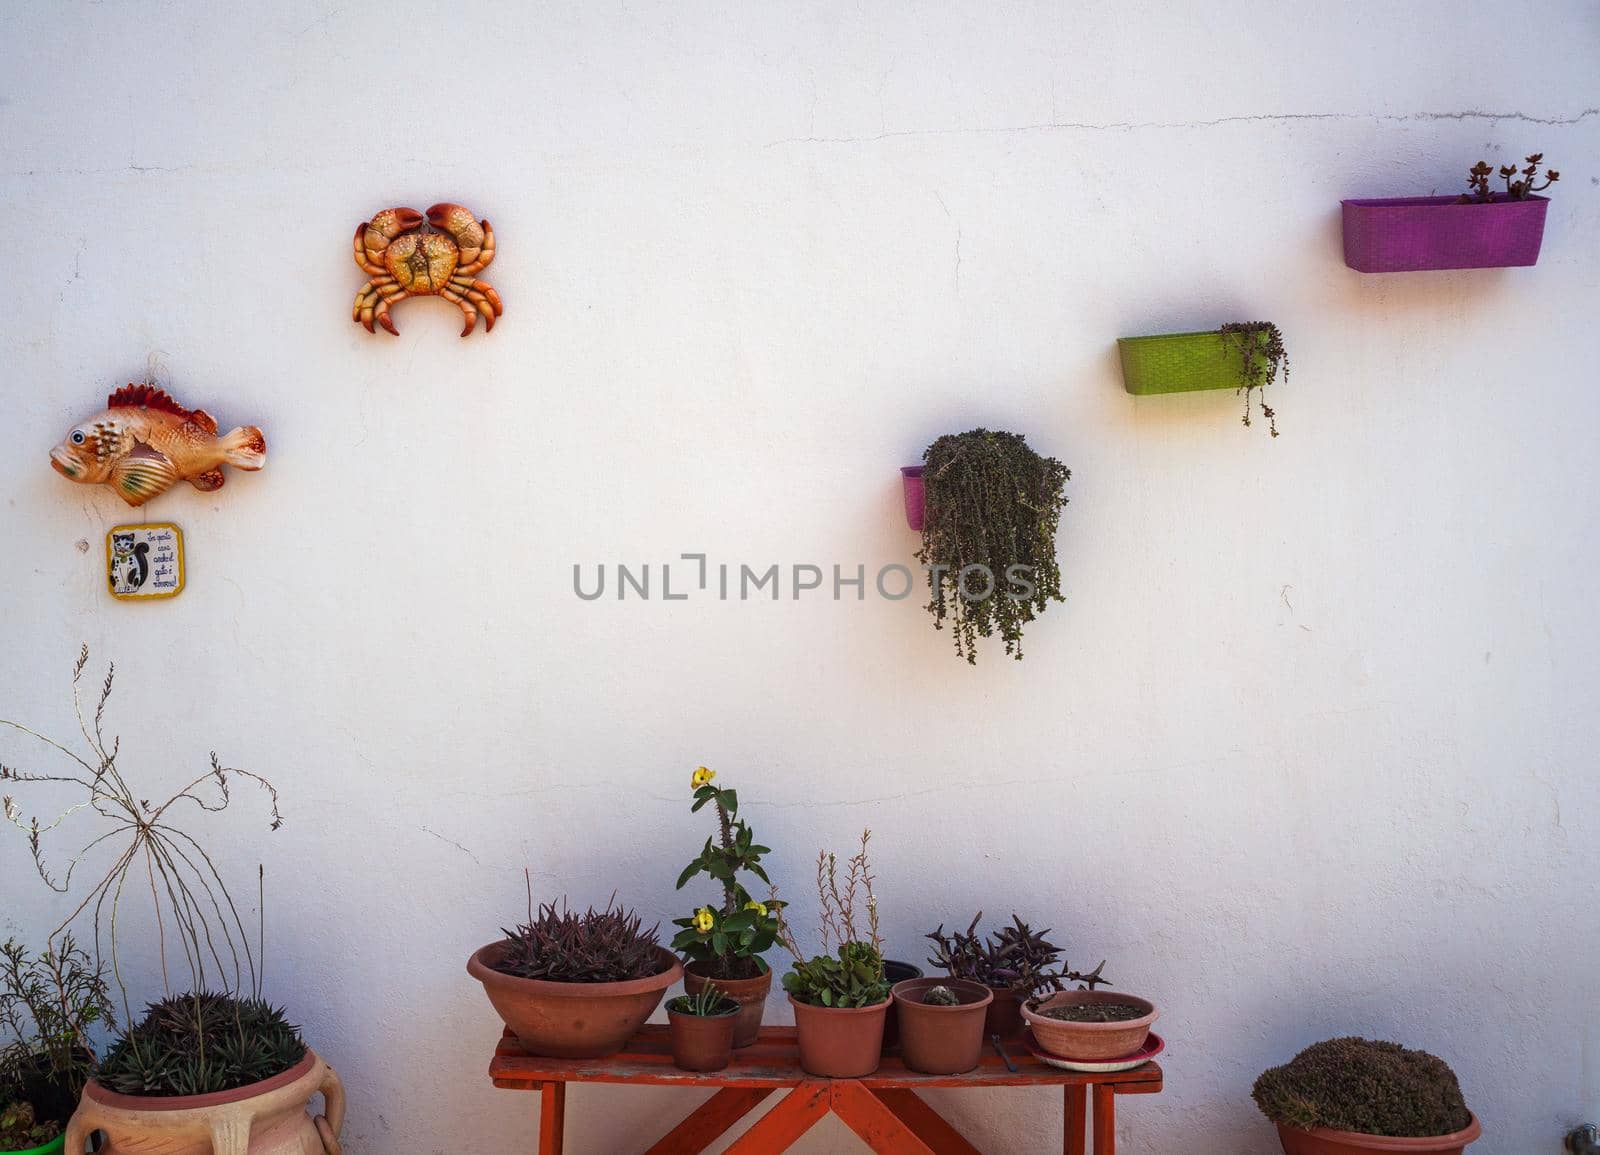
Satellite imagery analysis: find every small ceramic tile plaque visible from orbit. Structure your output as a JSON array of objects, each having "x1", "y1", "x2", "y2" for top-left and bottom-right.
[{"x1": 106, "y1": 523, "x2": 184, "y2": 599}]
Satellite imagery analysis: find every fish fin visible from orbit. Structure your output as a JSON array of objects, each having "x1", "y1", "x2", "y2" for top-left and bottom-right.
[
  {"x1": 189, "y1": 468, "x2": 226, "y2": 492},
  {"x1": 107, "y1": 384, "x2": 191, "y2": 419},
  {"x1": 188, "y1": 408, "x2": 219, "y2": 434},
  {"x1": 220, "y1": 426, "x2": 266, "y2": 471},
  {"x1": 109, "y1": 454, "x2": 180, "y2": 507}
]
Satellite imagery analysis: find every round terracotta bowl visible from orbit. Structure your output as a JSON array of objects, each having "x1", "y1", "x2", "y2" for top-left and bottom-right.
[
  {"x1": 891, "y1": 978, "x2": 993, "y2": 1075},
  {"x1": 67, "y1": 1048, "x2": 345, "y2": 1155},
  {"x1": 1275, "y1": 1113, "x2": 1481, "y2": 1155},
  {"x1": 683, "y1": 962, "x2": 772, "y2": 1049},
  {"x1": 1020, "y1": 990, "x2": 1158, "y2": 1063},
  {"x1": 469, "y1": 942, "x2": 682, "y2": 1059}
]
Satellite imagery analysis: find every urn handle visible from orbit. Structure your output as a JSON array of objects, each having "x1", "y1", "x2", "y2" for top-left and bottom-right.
[{"x1": 314, "y1": 1061, "x2": 347, "y2": 1155}]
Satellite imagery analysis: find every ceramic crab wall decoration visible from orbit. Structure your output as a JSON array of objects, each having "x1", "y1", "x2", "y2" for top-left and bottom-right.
[
  {"x1": 352, "y1": 203, "x2": 503, "y2": 336},
  {"x1": 50, "y1": 384, "x2": 266, "y2": 507}
]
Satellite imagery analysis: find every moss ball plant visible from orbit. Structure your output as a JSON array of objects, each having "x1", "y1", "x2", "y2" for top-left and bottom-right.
[
  {"x1": 97, "y1": 991, "x2": 306, "y2": 1097},
  {"x1": 1251, "y1": 1037, "x2": 1472, "y2": 1138}
]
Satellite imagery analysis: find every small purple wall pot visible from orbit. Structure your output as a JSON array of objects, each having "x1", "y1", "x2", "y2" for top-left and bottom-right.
[
  {"x1": 1341, "y1": 196, "x2": 1548, "y2": 272},
  {"x1": 900, "y1": 466, "x2": 925, "y2": 531}
]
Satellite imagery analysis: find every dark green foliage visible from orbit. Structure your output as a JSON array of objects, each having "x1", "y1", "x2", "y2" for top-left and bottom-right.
[
  {"x1": 1218, "y1": 322, "x2": 1289, "y2": 437},
  {"x1": 671, "y1": 773, "x2": 784, "y2": 980},
  {"x1": 97, "y1": 992, "x2": 305, "y2": 1097},
  {"x1": 0, "y1": 935, "x2": 114, "y2": 1124},
  {"x1": 781, "y1": 942, "x2": 890, "y2": 1009},
  {"x1": 0, "y1": 1100, "x2": 59, "y2": 1148},
  {"x1": 1251, "y1": 1037, "x2": 1472, "y2": 1138},
  {"x1": 496, "y1": 898, "x2": 664, "y2": 984},
  {"x1": 922, "y1": 985, "x2": 961, "y2": 1006},
  {"x1": 925, "y1": 912, "x2": 1107, "y2": 1001},
  {"x1": 1460, "y1": 153, "x2": 1558, "y2": 203},
  {"x1": 917, "y1": 429, "x2": 1070, "y2": 663}
]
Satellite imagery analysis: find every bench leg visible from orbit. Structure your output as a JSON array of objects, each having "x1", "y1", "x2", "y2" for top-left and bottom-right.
[
  {"x1": 723, "y1": 1081, "x2": 830, "y2": 1154},
  {"x1": 538, "y1": 1082, "x2": 565, "y2": 1155},
  {"x1": 645, "y1": 1087, "x2": 775, "y2": 1154},
  {"x1": 1064, "y1": 1085, "x2": 1086, "y2": 1155},
  {"x1": 1092, "y1": 1085, "x2": 1115, "y2": 1155},
  {"x1": 830, "y1": 1082, "x2": 935, "y2": 1154},
  {"x1": 871, "y1": 1089, "x2": 982, "y2": 1155}
]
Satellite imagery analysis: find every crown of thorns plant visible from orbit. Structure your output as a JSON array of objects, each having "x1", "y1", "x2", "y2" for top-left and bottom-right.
[{"x1": 0, "y1": 646, "x2": 281, "y2": 1015}]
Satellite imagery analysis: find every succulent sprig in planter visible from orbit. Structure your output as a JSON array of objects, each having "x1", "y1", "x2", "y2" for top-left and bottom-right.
[
  {"x1": 1342, "y1": 151, "x2": 1558, "y2": 272},
  {"x1": 1118, "y1": 322, "x2": 1291, "y2": 436},
  {"x1": 671, "y1": 767, "x2": 785, "y2": 1047},
  {"x1": 916, "y1": 429, "x2": 1070, "y2": 664},
  {"x1": 925, "y1": 913, "x2": 1106, "y2": 1039}
]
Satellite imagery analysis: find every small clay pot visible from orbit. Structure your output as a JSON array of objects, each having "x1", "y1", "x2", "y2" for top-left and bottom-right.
[
  {"x1": 683, "y1": 961, "x2": 771, "y2": 1048},
  {"x1": 1274, "y1": 1113, "x2": 1482, "y2": 1155},
  {"x1": 891, "y1": 978, "x2": 993, "y2": 1075},
  {"x1": 788, "y1": 995, "x2": 889, "y2": 1078},
  {"x1": 879, "y1": 959, "x2": 924, "y2": 1050},
  {"x1": 1020, "y1": 990, "x2": 1158, "y2": 1062},
  {"x1": 983, "y1": 986, "x2": 1026, "y2": 1039},
  {"x1": 468, "y1": 941, "x2": 682, "y2": 1059},
  {"x1": 666, "y1": 1002, "x2": 740, "y2": 1072}
]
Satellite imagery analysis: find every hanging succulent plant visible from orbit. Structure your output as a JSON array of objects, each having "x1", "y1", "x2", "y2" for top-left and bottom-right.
[
  {"x1": 916, "y1": 429, "x2": 1070, "y2": 664},
  {"x1": 1218, "y1": 322, "x2": 1290, "y2": 437}
]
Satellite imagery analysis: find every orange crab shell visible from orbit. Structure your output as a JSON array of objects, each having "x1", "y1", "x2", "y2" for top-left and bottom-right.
[{"x1": 383, "y1": 232, "x2": 460, "y2": 295}]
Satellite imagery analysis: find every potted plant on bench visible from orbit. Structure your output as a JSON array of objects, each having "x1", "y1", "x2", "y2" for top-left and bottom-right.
[
  {"x1": 670, "y1": 767, "x2": 785, "y2": 1048},
  {"x1": 664, "y1": 984, "x2": 740, "y2": 1073},
  {"x1": 925, "y1": 913, "x2": 1107, "y2": 1041},
  {"x1": 776, "y1": 831, "x2": 892, "y2": 1078},
  {"x1": 1342, "y1": 153, "x2": 1558, "y2": 272},
  {"x1": 1253, "y1": 1037, "x2": 1481, "y2": 1154}
]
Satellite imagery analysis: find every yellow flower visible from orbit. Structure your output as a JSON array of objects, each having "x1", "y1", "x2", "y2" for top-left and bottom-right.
[
  {"x1": 691, "y1": 766, "x2": 716, "y2": 789},
  {"x1": 744, "y1": 900, "x2": 767, "y2": 918},
  {"x1": 694, "y1": 906, "x2": 715, "y2": 933}
]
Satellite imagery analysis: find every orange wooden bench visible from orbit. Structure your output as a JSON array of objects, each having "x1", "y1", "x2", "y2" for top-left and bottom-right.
[{"x1": 487, "y1": 1025, "x2": 1163, "y2": 1154}]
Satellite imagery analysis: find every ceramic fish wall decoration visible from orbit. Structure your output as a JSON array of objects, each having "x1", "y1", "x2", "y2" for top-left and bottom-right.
[
  {"x1": 50, "y1": 384, "x2": 266, "y2": 507},
  {"x1": 352, "y1": 203, "x2": 503, "y2": 336}
]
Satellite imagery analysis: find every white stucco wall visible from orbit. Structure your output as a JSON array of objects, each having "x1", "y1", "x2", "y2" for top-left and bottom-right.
[{"x1": 2, "y1": 3, "x2": 1597, "y2": 1152}]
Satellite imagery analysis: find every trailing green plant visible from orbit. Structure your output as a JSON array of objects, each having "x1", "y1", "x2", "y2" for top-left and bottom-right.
[
  {"x1": 0, "y1": 934, "x2": 114, "y2": 1119},
  {"x1": 917, "y1": 429, "x2": 1070, "y2": 664},
  {"x1": 776, "y1": 830, "x2": 889, "y2": 1008},
  {"x1": 1251, "y1": 1037, "x2": 1471, "y2": 1138},
  {"x1": 495, "y1": 884, "x2": 665, "y2": 984},
  {"x1": 1218, "y1": 322, "x2": 1289, "y2": 437},
  {"x1": 96, "y1": 991, "x2": 305, "y2": 1098},
  {"x1": 666, "y1": 984, "x2": 737, "y2": 1018},
  {"x1": 1459, "y1": 153, "x2": 1558, "y2": 203},
  {"x1": 670, "y1": 767, "x2": 785, "y2": 981},
  {"x1": 0, "y1": 1099, "x2": 57, "y2": 1149},
  {"x1": 925, "y1": 912, "x2": 1107, "y2": 1002},
  {"x1": 0, "y1": 647, "x2": 282, "y2": 1016}
]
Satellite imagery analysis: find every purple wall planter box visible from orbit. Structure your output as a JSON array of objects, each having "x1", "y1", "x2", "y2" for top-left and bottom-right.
[
  {"x1": 900, "y1": 466, "x2": 925, "y2": 531},
  {"x1": 1341, "y1": 195, "x2": 1549, "y2": 272}
]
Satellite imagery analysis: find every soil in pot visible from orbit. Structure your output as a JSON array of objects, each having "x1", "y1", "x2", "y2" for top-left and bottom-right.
[
  {"x1": 789, "y1": 995, "x2": 889, "y2": 1078},
  {"x1": 666, "y1": 1002, "x2": 740, "y2": 1073},
  {"x1": 469, "y1": 941, "x2": 682, "y2": 1059},
  {"x1": 683, "y1": 961, "x2": 771, "y2": 1049},
  {"x1": 891, "y1": 978, "x2": 993, "y2": 1075},
  {"x1": 1275, "y1": 1113, "x2": 1482, "y2": 1155},
  {"x1": 1021, "y1": 990, "x2": 1157, "y2": 1063},
  {"x1": 879, "y1": 959, "x2": 923, "y2": 1050},
  {"x1": 1034, "y1": 1001, "x2": 1148, "y2": 1023}
]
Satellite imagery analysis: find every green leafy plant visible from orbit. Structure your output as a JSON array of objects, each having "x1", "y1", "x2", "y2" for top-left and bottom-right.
[
  {"x1": 1218, "y1": 322, "x2": 1289, "y2": 437},
  {"x1": 495, "y1": 886, "x2": 665, "y2": 984},
  {"x1": 96, "y1": 991, "x2": 305, "y2": 1098},
  {"x1": 1460, "y1": 153, "x2": 1558, "y2": 203},
  {"x1": 666, "y1": 984, "x2": 737, "y2": 1018},
  {"x1": 917, "y1": 429, "x2": 1070, "y2": 664},
  {"x1": 925, "y1": 912, "x2": 1107, "y2": 1002},
  {"x1": 0, "y1": 1099, "x2": 58, "y2": 1148},
  {"x1": 670, "y1": 767, "x2": 785, "y2": 980},
  {"x1": 0, "y1": 934, "x2": 114, "y2": 1124},
  {"x1": 777, "y1": 831, "x2": 889, "y2": 1008},
  {"x1": 1252, "y1": 1037, "x2": 1472, "y2": 1138}
]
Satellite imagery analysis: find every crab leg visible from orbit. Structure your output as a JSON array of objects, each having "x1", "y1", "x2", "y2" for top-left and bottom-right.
[
  {"x1": 371, "y1": 290, "x2": 407, "y2": 336},
  {"x1": 438, "y1": 286, "x2": 480, "y2": 337},
  {"x1": 460, "y1": 288, "x2": 499, "y2": 331},
  {"x1": 449, "y1": 276, "x2": 503, "y2": 317},
  {"x1": 355, "y1": 280, "x2": 406, "y2": 334},
  {"x1": 352, "y1": 225, "x2": 388, "y2": 276}
]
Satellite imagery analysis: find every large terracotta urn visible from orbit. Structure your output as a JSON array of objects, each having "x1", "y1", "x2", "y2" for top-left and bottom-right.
[{"x1": 64, "y1": 1050, "x2": 344, "y2": 1155}]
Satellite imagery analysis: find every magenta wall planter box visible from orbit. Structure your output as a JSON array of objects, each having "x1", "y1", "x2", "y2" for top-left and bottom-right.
[
  {"x1": 1341, "y1": 195, "x2": 1548, "y2": 272},
  {"x1": 900, "y1": 466, "x2": 925, "y2": 531}
]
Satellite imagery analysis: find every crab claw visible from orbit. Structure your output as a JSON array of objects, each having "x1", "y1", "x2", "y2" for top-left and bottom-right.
[
  {"x1": 426, "y1": 202, "x2": 486, "y2": 264},
  {"x1": 361, "y1": 207, "x2": 424, "y2": 261}
]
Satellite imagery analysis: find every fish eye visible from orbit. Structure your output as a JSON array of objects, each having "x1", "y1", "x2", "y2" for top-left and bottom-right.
[{"x1": 70, "y1": 430, "x2": 86, "y2": 445}]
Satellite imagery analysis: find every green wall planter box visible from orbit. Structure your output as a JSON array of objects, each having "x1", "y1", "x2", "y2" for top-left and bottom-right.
[{"x1": 1117, "y1": 330, "x2": 1260, "y2": 395}]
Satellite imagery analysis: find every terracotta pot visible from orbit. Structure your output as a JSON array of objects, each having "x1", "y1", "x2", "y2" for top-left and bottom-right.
[
  {"x1": 983, "y1": 986, "x2": 1026, "y2": 1040},
  {"x1": 66, "y1": 1049, "x2": 344, "y2": 1155},
  {"x1": 682, "y1": 962, "x2": 771, "y2": 1049},
  {"x1": 788, "y1": 995, "x2": 888, "y2": 1078},
  {"x1": 891, "y1": 978, "x2": 993, "y2": 1075},
  {"x1": 1020, "y1": 990, "x2": 1158, "y2": 1062},
  {"x1": 666, "y1": 1003, "x2": 740, "y2": 1072},
  {"x1": 1275, "y1": 1113, "x2": 1481, "y2": 1155},
  {"x1": 468, "y1": 941, "x2": 681, "y2": 1059},
  {"x1": 879, "y1": 960, "x2": 923, "y2": 1050}
]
